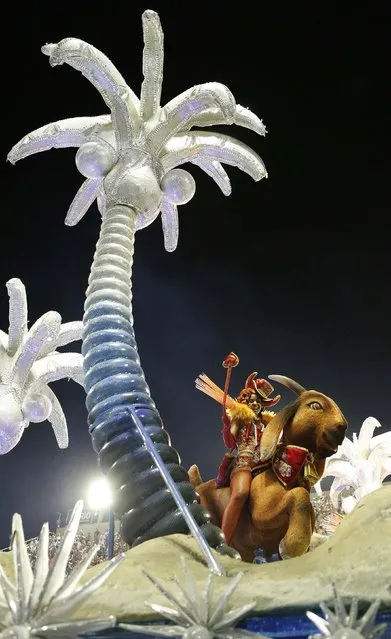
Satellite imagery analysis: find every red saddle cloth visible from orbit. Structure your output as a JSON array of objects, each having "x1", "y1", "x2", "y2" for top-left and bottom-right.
[{"x1": 271, "y1": 444, "x2": 312, "y2": 486}]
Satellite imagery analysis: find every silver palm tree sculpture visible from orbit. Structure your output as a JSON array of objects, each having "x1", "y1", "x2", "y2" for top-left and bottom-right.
[
  {"x1": 0, "y1": 277, "x2": 83, "y2": 454},
  {"x1": 8, "y1": 10, "x2": 267, "y2": 555}
]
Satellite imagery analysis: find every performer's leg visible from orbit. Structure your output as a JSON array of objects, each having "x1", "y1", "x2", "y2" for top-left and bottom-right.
[{"x1": 221, "y1": 469, "x2": 251, "y2": 545}]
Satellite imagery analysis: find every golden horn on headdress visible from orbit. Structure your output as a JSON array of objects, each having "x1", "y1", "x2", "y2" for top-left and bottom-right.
[{"x1": 245, "y1": 372, "x2": 258, "y2": 389}]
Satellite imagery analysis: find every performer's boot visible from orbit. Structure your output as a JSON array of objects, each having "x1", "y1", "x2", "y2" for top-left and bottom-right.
[{"x1": 216, "y1": 454, "x2": 232, "y2": 488}]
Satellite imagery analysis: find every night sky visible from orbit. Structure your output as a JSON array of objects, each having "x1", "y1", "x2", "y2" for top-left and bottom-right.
[{"x1": 0, "y1": 1, "x2": 390, "y2": 548}]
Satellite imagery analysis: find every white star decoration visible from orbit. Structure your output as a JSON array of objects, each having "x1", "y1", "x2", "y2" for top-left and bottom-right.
[
  {"x1": 0, "y1": 500, "x2": 123, "y2": 638},
  {"x1": 307, "y1": 585, "x2": 387, "y2": 639},
  {"x1": 0, "y1": 278, "x2": 83, "y2": 454},
  {"x1": 8, "y1": 10, "x2": 267, "y2": 252},
  {"x1": 120, "y1": 555, "x2": 266, "y2": 639}
]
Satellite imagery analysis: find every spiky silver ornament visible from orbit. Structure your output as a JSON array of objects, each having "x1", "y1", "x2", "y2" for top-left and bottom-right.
[
  {"x1": 0, "y1": 500, "x2": 124, "y2": 637},
  {"x1": 306, "y1": 585, "x2": 387, "y2": 639},
  {"x1": 120, "y1": 555, "x2": 267, "y2": 639}
]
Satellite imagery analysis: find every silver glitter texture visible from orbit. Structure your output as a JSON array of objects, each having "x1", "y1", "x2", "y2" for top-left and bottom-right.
[
  {"x1": 0, "y1": 500, "x2": 124, "y2": 638},
  {"x1": 8, "y1": 10, "x2": 267, "y2": 253},
  {"x1": 0, "y1": 278, "x2": 83, "y2": 454},
  {"x1": 307, "y1": 585, "x2": 386, "y2": 639},
  {"x1": 24, "y1": 530, "x2": 128, "y2": 575},
  {"x1": 121, "y1": 555, "x2": 267, "y2": 639}
]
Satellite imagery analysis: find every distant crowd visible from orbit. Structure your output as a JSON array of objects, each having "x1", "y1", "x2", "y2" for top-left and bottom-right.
[
  {"x1": 25, "y1": 528, "x2": 128, "y2": 574},
  {"x1": 7, "y1": 492, "x2": 341, "y2": 573}
]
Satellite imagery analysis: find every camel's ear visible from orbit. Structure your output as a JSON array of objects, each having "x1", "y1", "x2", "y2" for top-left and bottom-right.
[
  {"x1": 260, "y1": 400, "x2": 299, "y2": 462},
  {"x1": 188, "y1": 464, "x2": 203, "y2": 488}
]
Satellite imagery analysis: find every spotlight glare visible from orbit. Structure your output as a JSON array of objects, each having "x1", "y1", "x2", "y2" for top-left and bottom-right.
[{"x1": 87, "y1": 478, "x2": 112, "y2": 509}]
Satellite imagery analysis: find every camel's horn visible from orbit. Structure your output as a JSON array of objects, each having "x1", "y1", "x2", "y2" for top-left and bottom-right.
[{"x1": 268, "y1": 374, "x2": 306, "y2": 396}]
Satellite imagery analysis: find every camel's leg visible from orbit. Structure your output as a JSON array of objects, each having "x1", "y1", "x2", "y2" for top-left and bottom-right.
[
  {"x1": 279, "y1": 487, "x2": 314, "y2": 559},
  {"x1": 221, "y1": 470, "x2": 252, "y2": 545},
  {"x1": 191, "y1": 479, "x2": 230, "y2": 528}
]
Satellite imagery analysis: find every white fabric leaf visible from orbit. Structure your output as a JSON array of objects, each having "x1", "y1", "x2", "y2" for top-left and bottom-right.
[
  {"x1": 140, "y1": 10, "x2": 164, "y2": 121},
  {"x1": 160, "y1": 200, "x2": 179, "y2": 252},
  {"x1": 162, "y1": 132, "x2": 267, "y2": 182},
  {"x1": 148, "y1": 83, "x2": 236, "y2": 154},
  {"x1": 6, "y1": 278, "x2": 28, "y2": 354},
  {"x1": 65, "y1": 177, "x2": 102, "y2": 227},
  {"x1": 9, "y1": 312, "x2": 61, "y2": 389},
  {"x1": 357, "y1": 417, "x2": 381, "y2": 458},
  {"x1": 40, "y1": 387, "x2": 69, "y2": 449},
  {"x1": 191, "y1": 157, "x2": 232, "y2": 195},
  {"x1": 30, "y1": 353, "x2": 84, "y2": 389},
  {"x1": 8, "y1": 116, "x2": 112, "y2": 164}
]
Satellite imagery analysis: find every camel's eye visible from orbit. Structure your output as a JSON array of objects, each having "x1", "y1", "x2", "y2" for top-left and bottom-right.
[{"x1": 308, "y1": 401, "x2": 322, "y2": 411}]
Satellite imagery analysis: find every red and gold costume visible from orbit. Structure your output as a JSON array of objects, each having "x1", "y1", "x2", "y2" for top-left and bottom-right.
[
  {"x1": 195, "y1": 362, "x2": 281, "y2": 486},
  {"x1": 195, "y1": 355, "x2": 281, "y2": 545},
  {"x1": 217, "y1": 403, "x2": 269, "y2": 487},
  {"x1": 195, "y1": 355, "x2": 321, "y2": 546}
]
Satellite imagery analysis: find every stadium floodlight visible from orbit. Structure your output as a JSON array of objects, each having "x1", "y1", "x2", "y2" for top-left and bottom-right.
[{"x1": 87, "y1": 477, "x2": 112, "y2": 510}]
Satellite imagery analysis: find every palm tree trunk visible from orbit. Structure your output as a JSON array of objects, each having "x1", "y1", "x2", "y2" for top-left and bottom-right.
[{"x1": 82, "y1": 204, "x2": 227, "y2": 550}]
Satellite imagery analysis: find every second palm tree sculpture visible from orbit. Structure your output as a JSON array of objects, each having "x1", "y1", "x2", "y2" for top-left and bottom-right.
[
  {"x1": 0, "y1": 278, "x2": 83, "y2": 454},
  {"x1": 8, "y1": 10, "x2": 267, "y2": 556}
]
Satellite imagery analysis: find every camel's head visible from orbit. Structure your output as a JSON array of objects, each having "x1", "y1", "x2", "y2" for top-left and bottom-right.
[{"x1": 260, "y1": 375, "x2": 348, "y2": 462}]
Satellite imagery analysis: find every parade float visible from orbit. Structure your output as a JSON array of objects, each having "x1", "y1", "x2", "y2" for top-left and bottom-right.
[{"x1": 0, "y1": 8, "x2": 390, "y2": 639}]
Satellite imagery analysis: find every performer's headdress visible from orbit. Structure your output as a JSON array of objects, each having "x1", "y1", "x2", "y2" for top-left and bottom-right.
[
  {"x1": 236, "y1": 372, "x2": 281, "y2": 407},
  {"x1": 195, "y1": 353, "x2": 281, "y2": 411}
]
